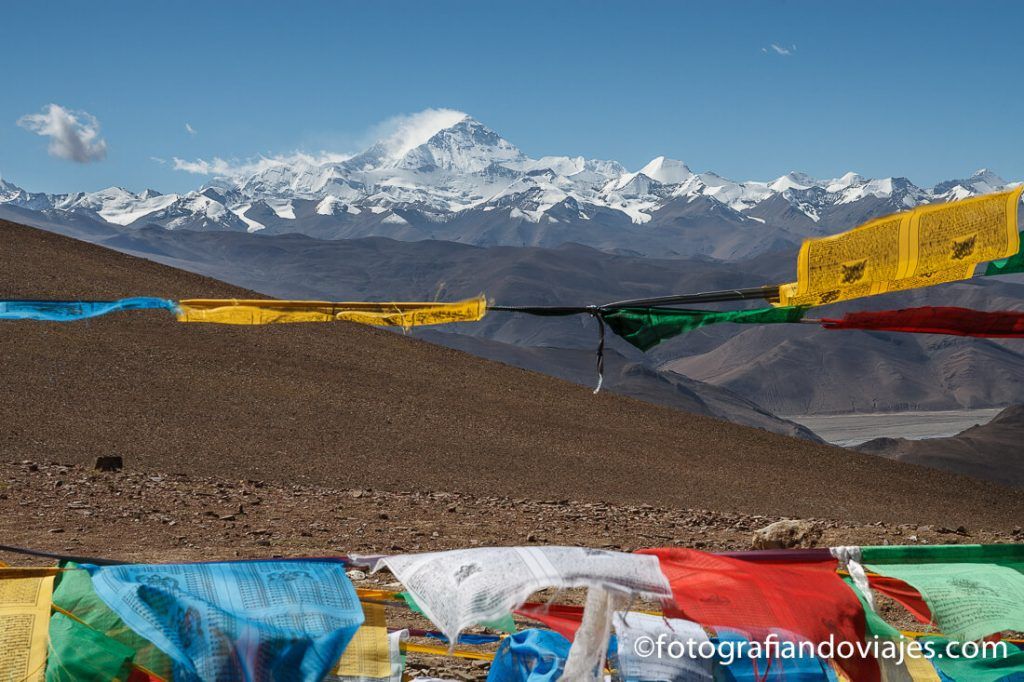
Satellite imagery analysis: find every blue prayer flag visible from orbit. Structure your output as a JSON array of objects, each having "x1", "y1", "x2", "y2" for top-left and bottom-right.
[
  {"x1": 714, "y1": 629, "x2": 839, "y2": 682},
  {"x1": 0, "y1": 297, "x2": 178, "y2": 321},
  {"x1": 83, "y1": 560, "x2": 364, "y2": 682},
  {"x1": 487, "y1": 629, "x2": 572, "y2": 682}
]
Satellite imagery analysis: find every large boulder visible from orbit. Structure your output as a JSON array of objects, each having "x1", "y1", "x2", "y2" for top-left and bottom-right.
[{"x1": 751, "y1": 519, "x2": 822, "y2": 549}]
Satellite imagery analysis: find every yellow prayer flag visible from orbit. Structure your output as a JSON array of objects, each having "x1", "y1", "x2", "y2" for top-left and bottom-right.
[
  {"x1": 776, "y1": 187, "x2": 1023, "y2": 307},
  {"x1": 331, "y1": 602, "x2": 393, "y2": 679},
  {"x1": 355, "y1": 588, "x2": 403, "y2": 601},
  {"x1": 899, "y1": 646, "x2": 942, "y2": 682},
  {"x1": 0, "y1": 568, "x2": 58, "y2": 682},
  {"x1": 176, "y1": 296, "x2": 487, "y2": 327}
]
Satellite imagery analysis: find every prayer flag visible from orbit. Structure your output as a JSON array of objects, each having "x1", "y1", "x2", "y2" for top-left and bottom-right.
[
  {"x1": 51, "y1": 562, "x2": 173, "y2": 679},
  {"x1": 84, "y1": 559, "x2": 364, "y2": 682},
  {"x1": 486, "y1": 629, "x2": 571, "y2": 682},
  {"x1": 176, "y1": 296, "x2": 486, "y2": 327},
  {"x1": 777, "y1": 188, "x2": 1023, "y2": 307},
  {"x1": 985, "y1": 232, "x2": 1024, "y2": 276},
  {"x1": 820, "y1": 307, "x2": 1024, "y2": 338},
  {"x1": 862, "y1": 545, "x2": 1024, "y2": 642},
  {"x1": 0, "y1": 568, "x2": 57, "y2": 682},
  {"x1": 362, "y1": 547, "x2": 670, "y2": 644},
  {"x1": 638, "y1": 548, "x2": 877, "y2": 681},
  {"x1": 614, "y1": 611, "x2": 714, "y2": 681},
  {"x1": 601, "y1": 306, "x2": 806, "y2": 351},
  {"x1": 45, "y1": 611, "x2": 135, "y2": 682},
  {"x1": 0, "y1": 297, "x2": 178, "y2": 322}
]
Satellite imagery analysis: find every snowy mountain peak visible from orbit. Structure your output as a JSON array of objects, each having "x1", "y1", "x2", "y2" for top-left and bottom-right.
[
  {"x1": 392, "y1": 117, "x2": 524, "y2": 173},
  {"x1": 770, "y1": 171, "x2": 817, "y2": 193},
  {"x1": 826, "y1": 172, "x2": 864, "y2": 192},
  {"x1": 637, "y1": 156, "x2": 693, "y2": 185},
  {"x1": 381, "y1": 109, "x2": 469, "y2": 159},
  {"x1": 345, "y1": 109, "x2": 472, "y2": 171},
  {"x1": 932, "y1": 168, "x2": 1009, "y2": 200}
]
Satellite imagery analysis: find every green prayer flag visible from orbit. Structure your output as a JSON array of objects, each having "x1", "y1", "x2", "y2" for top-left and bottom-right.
[
  {"x1": 862, "y1": 545, "x2": 1024, "y2": 642},
  {"x1": 46, "y1": 612, "x2": 135, "y2": 682},
  {"x1": 920, "y1": 636, "x2": 1024, "y2": 682},
  {"x1": 52, "y1": 563, "x2": 173, "y2": 679},
  {"x1": 843, "y1": 574, "x2": 1024, "y2": 681},
  {"x1": 985, "y1": 232, "x2": 1024, "y2": 276},
  {"x1": 600, "y1": 306, "x2": 806, "y2": 351},
  {"x1": 841, "y1": 576, "x2": 902, "y2": 640}
]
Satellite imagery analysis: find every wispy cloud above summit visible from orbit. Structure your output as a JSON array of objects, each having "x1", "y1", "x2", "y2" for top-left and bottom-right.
[
  {"x1": 366, "y1": 108, "x2": 468, "y2": 158},
  {"x1": 762, "y1": 43, "x2": 796, "y2": 56},
  {"x1": 17, "y1": 104, "x2": 108, "y2": 163}
]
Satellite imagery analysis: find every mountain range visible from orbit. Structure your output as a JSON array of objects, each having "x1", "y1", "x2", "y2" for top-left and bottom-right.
[{"x1": 0, "y1": 112, "x2": 1015, "y2": 260}]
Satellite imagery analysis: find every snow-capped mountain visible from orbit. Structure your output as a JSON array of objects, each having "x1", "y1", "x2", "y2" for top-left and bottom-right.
[{"x1": 1, "y1": 112, "x2": 1018, "y2": 260}]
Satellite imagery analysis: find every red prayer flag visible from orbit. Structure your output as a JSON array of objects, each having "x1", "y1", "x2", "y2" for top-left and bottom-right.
[
  {"x1": 821, "y1": 306, "x2": 1024, "y2": 337},
  {"x1": 127, "y1": 667, "x2": 164, "y2": 682},
  {"x1": 638, "y1": 548, "x2": 879, "y2": 681},
  {"x1": 515, "y1": 602, "x2": 585, "y2": 640},
  {"x1": 867, "y1": 574, "x2": 932, "y2": 625}
]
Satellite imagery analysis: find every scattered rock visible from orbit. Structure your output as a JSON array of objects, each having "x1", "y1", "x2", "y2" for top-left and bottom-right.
[
  {"x1": 346, "y1": 569, "x2": 367, "y2": 581},
  {"x1": 95, "y1": 455, "x2": 123, "y2": 472},
  {"x1": 751, "y1": 519, "x2": 822, "y2": 549}
]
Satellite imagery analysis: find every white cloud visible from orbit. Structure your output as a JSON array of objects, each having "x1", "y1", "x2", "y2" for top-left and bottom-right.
[
  {"x1": 367, "y1": 108, "x2": 468, "y2": 158},
  {"x1": 171, "y1": 151, "x2": 351, "y2": 177},
  {"x1": 764, "y1": 43, "x2": 796, "y2": 56},
  {"x1": 17, "y1": 104, "x2": 108, "y2": 163},
  {"x1": 185, "y1": 123, "x2": 197, "y2": 136}
]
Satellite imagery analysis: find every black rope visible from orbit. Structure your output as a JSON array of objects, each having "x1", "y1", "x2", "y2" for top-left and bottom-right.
[
  {"x1": 488, "y1": 285, "x2": 781, "y2": 317},
  {"x1": 490, "y1": 286, "x2": 782, "y2": 393},
  {"x1": 600, "y1": 285, "x2": 781, "y2": 309},
  {"x1": 0, "y1": 543, "x2": 126, "y2": 566},
  {"x1": 487, "y1": 305, "x2": 593, "y2": 316}
]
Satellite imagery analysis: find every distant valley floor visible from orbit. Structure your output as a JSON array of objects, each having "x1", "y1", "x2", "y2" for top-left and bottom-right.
[{"x1": 786, "y1": 408, "x2": 1005, "y2": 447}]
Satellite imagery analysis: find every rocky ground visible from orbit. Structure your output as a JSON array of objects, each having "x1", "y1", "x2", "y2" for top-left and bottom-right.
[
  {"x1": 4, "y1": 459, "x2": 1019, "y2": 564},
  {"x1": 2, "y1": 459, "x2": 1021, "y2": 679}
]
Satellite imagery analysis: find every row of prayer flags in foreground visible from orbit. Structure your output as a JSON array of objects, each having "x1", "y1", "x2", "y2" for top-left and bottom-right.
[{"x1": 4, "y1": 543, "x2": 1024, "y2": 681}]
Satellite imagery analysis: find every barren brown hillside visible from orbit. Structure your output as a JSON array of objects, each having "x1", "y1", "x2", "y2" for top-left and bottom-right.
[{"x1": 2, "y1": 218, "x2": 1022, "y2": 528}]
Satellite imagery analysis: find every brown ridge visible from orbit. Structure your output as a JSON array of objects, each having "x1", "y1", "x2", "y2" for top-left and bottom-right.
[{"x1": 2, "y1": 219, "x2": 1022, "y2": 529}]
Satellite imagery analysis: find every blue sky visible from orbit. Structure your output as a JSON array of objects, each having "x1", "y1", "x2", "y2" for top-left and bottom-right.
[{"x1": 2, "y1": 0, "x2": 1022, "y2": 194}]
